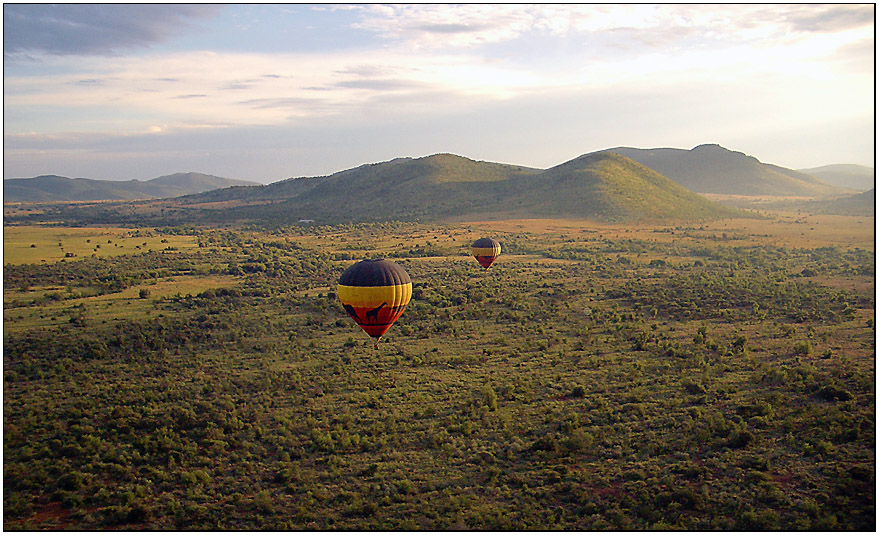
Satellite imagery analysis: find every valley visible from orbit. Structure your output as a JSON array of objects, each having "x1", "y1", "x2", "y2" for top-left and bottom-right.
[{"x1": 3, "y1": 211, "x2": 874, "y2": 530}]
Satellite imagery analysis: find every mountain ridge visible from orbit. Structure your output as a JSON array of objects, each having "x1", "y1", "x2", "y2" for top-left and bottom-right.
[
  {"x1": 605, "y1": 144, "x2": 844, "y2": 196},
  {"x1": 796, "y1": 164, "x2": 874, "y2": 191},
  {"x1": 143, "y1": 151, "x2": 748, "y2": 225},
  {"x1": 490, "y1": 151, "x2": 739, "y2": 222},
  {"x1": 4, "y1": 145, "x2": 863, "y2": 225},
  {"x1": 4, "y1": 172, "x2": 259, "y2": 202}
]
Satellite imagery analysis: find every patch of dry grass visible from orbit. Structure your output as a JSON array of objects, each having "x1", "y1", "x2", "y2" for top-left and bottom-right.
[
  {"x1": 3, "y1": 275, "x2": 240, "y2": 333},
  {"x1": 3, "y1": 226, "x2": 198, "y2": 265}
]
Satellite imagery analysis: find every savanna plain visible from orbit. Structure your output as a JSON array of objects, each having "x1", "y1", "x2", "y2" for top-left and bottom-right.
[{"x1": 3, "y1": 212, "x2": 874, "y2": 530}]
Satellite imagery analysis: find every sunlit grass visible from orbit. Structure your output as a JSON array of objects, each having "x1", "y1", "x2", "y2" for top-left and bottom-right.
[
  {"x1": 3, "y1": 226, "x2": 199, "y2": 265},
  {"x1": 3, "y1": 275, "x2": 240, "y2": 333},
  {"x1": 455, "y1": 215, "x2": 874, "y2": 251}
]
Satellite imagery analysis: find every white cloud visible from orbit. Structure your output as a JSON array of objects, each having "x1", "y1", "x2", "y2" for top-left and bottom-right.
[
  {"x1": 5, "y1": 44, "x2": 560, "y2": 134},
  {"x1": 348, "y1": 4, "x2": 872, "y2": 50}
]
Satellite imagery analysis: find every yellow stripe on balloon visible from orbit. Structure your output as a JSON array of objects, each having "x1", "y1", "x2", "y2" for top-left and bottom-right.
[
  {"x1": 471, "y1": 246, "x2": 500, "y2": 256},
  {"x1": 337, "y1": 283, "x2": 412, "y2": 308}
]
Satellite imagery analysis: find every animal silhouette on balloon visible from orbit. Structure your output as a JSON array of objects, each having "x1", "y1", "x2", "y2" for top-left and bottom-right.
[{"x1": 365, "y1": 302, "x2": 387, "y2": 322}]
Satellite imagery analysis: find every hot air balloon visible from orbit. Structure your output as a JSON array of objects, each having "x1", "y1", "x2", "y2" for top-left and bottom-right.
[
  {"x1": 471, "y1": 238, "x2": 501, "y2": 269},
  {"x1": 337, "y1": 258, "x2": 412, "y2": 343}
]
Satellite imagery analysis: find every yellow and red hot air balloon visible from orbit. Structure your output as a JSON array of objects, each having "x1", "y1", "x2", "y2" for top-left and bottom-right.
[
  {"x1": 337, "y1": 258, "x2": 412, "y2": 343},
  {"x1": 471, "y1": 238, "x2": 501, "y2": 269}
]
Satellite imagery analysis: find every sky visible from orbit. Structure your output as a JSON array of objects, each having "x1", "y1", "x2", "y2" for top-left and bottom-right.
[{"x1": 3, "y1": 4, "x2": 875, "y2": 184}]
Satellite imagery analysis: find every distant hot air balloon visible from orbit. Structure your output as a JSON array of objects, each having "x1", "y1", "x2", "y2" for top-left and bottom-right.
[
  {"x1": 471, "y1": 238, "x2": 501, "y2": 269},
  {"x1": 337, "y1": 258, "x2": 412, "y2": 344}
]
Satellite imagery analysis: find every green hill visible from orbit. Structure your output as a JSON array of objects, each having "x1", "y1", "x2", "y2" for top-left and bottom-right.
[
  {"x1": 4, "y1": 172, "x2": 258, "y2": 202},
  {"x1": 495, "y1": 152, "x2": 743, "y2": 221},
  {"x1": 284, "y1": 154, "x2": 539, "y2": 220},
  {"x1": 147, "y1": 172, "x2": 257, "y2": 195},
  {"x1": 607, "y1": 144, "x2": 843, "y2": 196},
  {"x1": 5, "y1": 152, "x2": 753, "y2": 226},
  {"x1": 797, "y1": 189, "x2": 875, "y2": 216},
  {"x1": 184, "y1": 152, "x2": 744, "y2": 225},
  {"x1": 4, "y1": 175, "x2": 156, "y2": 202}
]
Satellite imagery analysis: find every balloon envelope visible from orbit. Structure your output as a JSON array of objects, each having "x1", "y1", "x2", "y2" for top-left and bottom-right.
[
  {"x1": 337, "y1": 259, "x2": 412, "y2": 340},
  {"x1": 471, "y1": 238, "x2": 501, "y2": 269}
]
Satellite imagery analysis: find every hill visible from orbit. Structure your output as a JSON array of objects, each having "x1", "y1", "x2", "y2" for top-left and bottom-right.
[
  {"x1": 3, "y1": 172, "x2": 258, "y2": 202},
  {"x1": 798, "y1": 189, "x2": 875, "y2": 216},
  {"x1": 605, "y1": 144, "x2": 843, "y2": 197},
  {"x1": 491, "y1": 152, "x2": 743, "y2": 221},
  {"x1": 113, "y1": 152, "x2": 745, "y2": 226},
  {"x1": 797, "y1": 164, "x2": 874, "y2": 191},
  {"x1": 262, "y1": 153, "x2": 542, "y2": 221}
]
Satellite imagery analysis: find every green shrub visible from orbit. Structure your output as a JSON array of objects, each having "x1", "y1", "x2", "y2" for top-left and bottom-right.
[
  {"x1": 529, "y1": 436, "x2": 559, "y2": 453},
  {"x1": 737, "y1": 509, "x2": 780, "y2": 530},
  {"x1": 482, "y1": 385, "x2": 498, "y2": 411},
  {"x1": 562, "y1": 429, "x2": 594, "y2": 453},
  {"x1": 792, "y1": 341, "x2": 813, "y2": 357},
  {"x1": 254, "y1": 490, "x2": 274, "y2": 513},
  {"x1": 727, "y1": 428, "x2": 754, "y2": 449},
  {"x1": 815, "y1": 384, "x2": 853, "y2": 402},
  {"x1": 682, "y1": 378, "x2": 706, "y2": 395},
  {"x1": 58, "y1": 471, "x2": 86, "y2": 491}
]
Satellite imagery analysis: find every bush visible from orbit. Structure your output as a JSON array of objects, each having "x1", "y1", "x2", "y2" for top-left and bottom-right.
[
  {"x1": 815, "y1": 384, "x2": 853, "y2": 402},
  {"x1": 682, "y1": 378, "x2": 706, "y2": 395},
  {"x1": 738, "y1": 509, "x2": 780, "y2": 530},
  {"x1": 58, "y1": 471, "x2": 86, "y2": 491},
  {"x1": 727, "y1": 428, "x2": 754, "y2": 449},
  {"x1": 529, "y1": 436, "x2": 559, "y2": 453},
  {"x1": 792, "y1": 341, "x2": 813, "y2": 357},
  {"x1": 562, "y1": 429, "x2": 594, "y2": 453},
  {"x1": 732, "y1": 335, "x2": 748, "y2": 352},
  {"x1": 482, "y1": 386, "x2": 498, "y2": 411},
  {"x1": 254, "y1": 490, "x2": 274, "y2": 513}
]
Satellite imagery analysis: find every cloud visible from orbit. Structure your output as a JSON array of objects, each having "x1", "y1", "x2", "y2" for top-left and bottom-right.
[
  {"x1": 240, "y1": 97, "x2": 328, "y2": 111},
  {"x1": 3, "y1": 4, "x2": 220, "y2": 58},
  {"x1": 337, "y1": 65, "x2": 400, "y2": 77},
  {"x1": 351, "y1": 5, "x2": 539, "y2": 48},
  {"x1": 334, "y1": 79, "x2": 427, "y2": 91},
  {"x1": 414, "y1": 22, "x2": 492, "y2": 35},
  {"x1": 785, "y1": 4, "x2": 874, "y2": 33},
  {"x1": 349, "y1": 4, "x2": 875, "y2": 55},
  {"x1": 223, "y1": 82, "x2": 255, "y2": 91},
  {"x1": 3, "y1": 45, "x2": 535, "y2": 134}
]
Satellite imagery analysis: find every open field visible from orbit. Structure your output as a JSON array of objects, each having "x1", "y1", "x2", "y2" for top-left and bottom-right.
[
  {"x1": 3, "y1": 213, "x2": 874, "y2": 530},
  {"x1": 459, "y1": 213, "x2": 875, "y2": 249},
  {"x1": 3, "y1": 275, "x2": 240, "y2": 334},
  {"x1": 3, "y1": 226, "x2": 198, "y2": 266}
]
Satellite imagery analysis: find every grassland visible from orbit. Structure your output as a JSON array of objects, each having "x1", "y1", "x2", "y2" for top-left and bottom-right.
[
  {"x1": 3, "y1": 213, "x2": 874, "y2": 530},
  {"x1": 3, "y1": 226, "x2": 198, "y2": 265}
]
